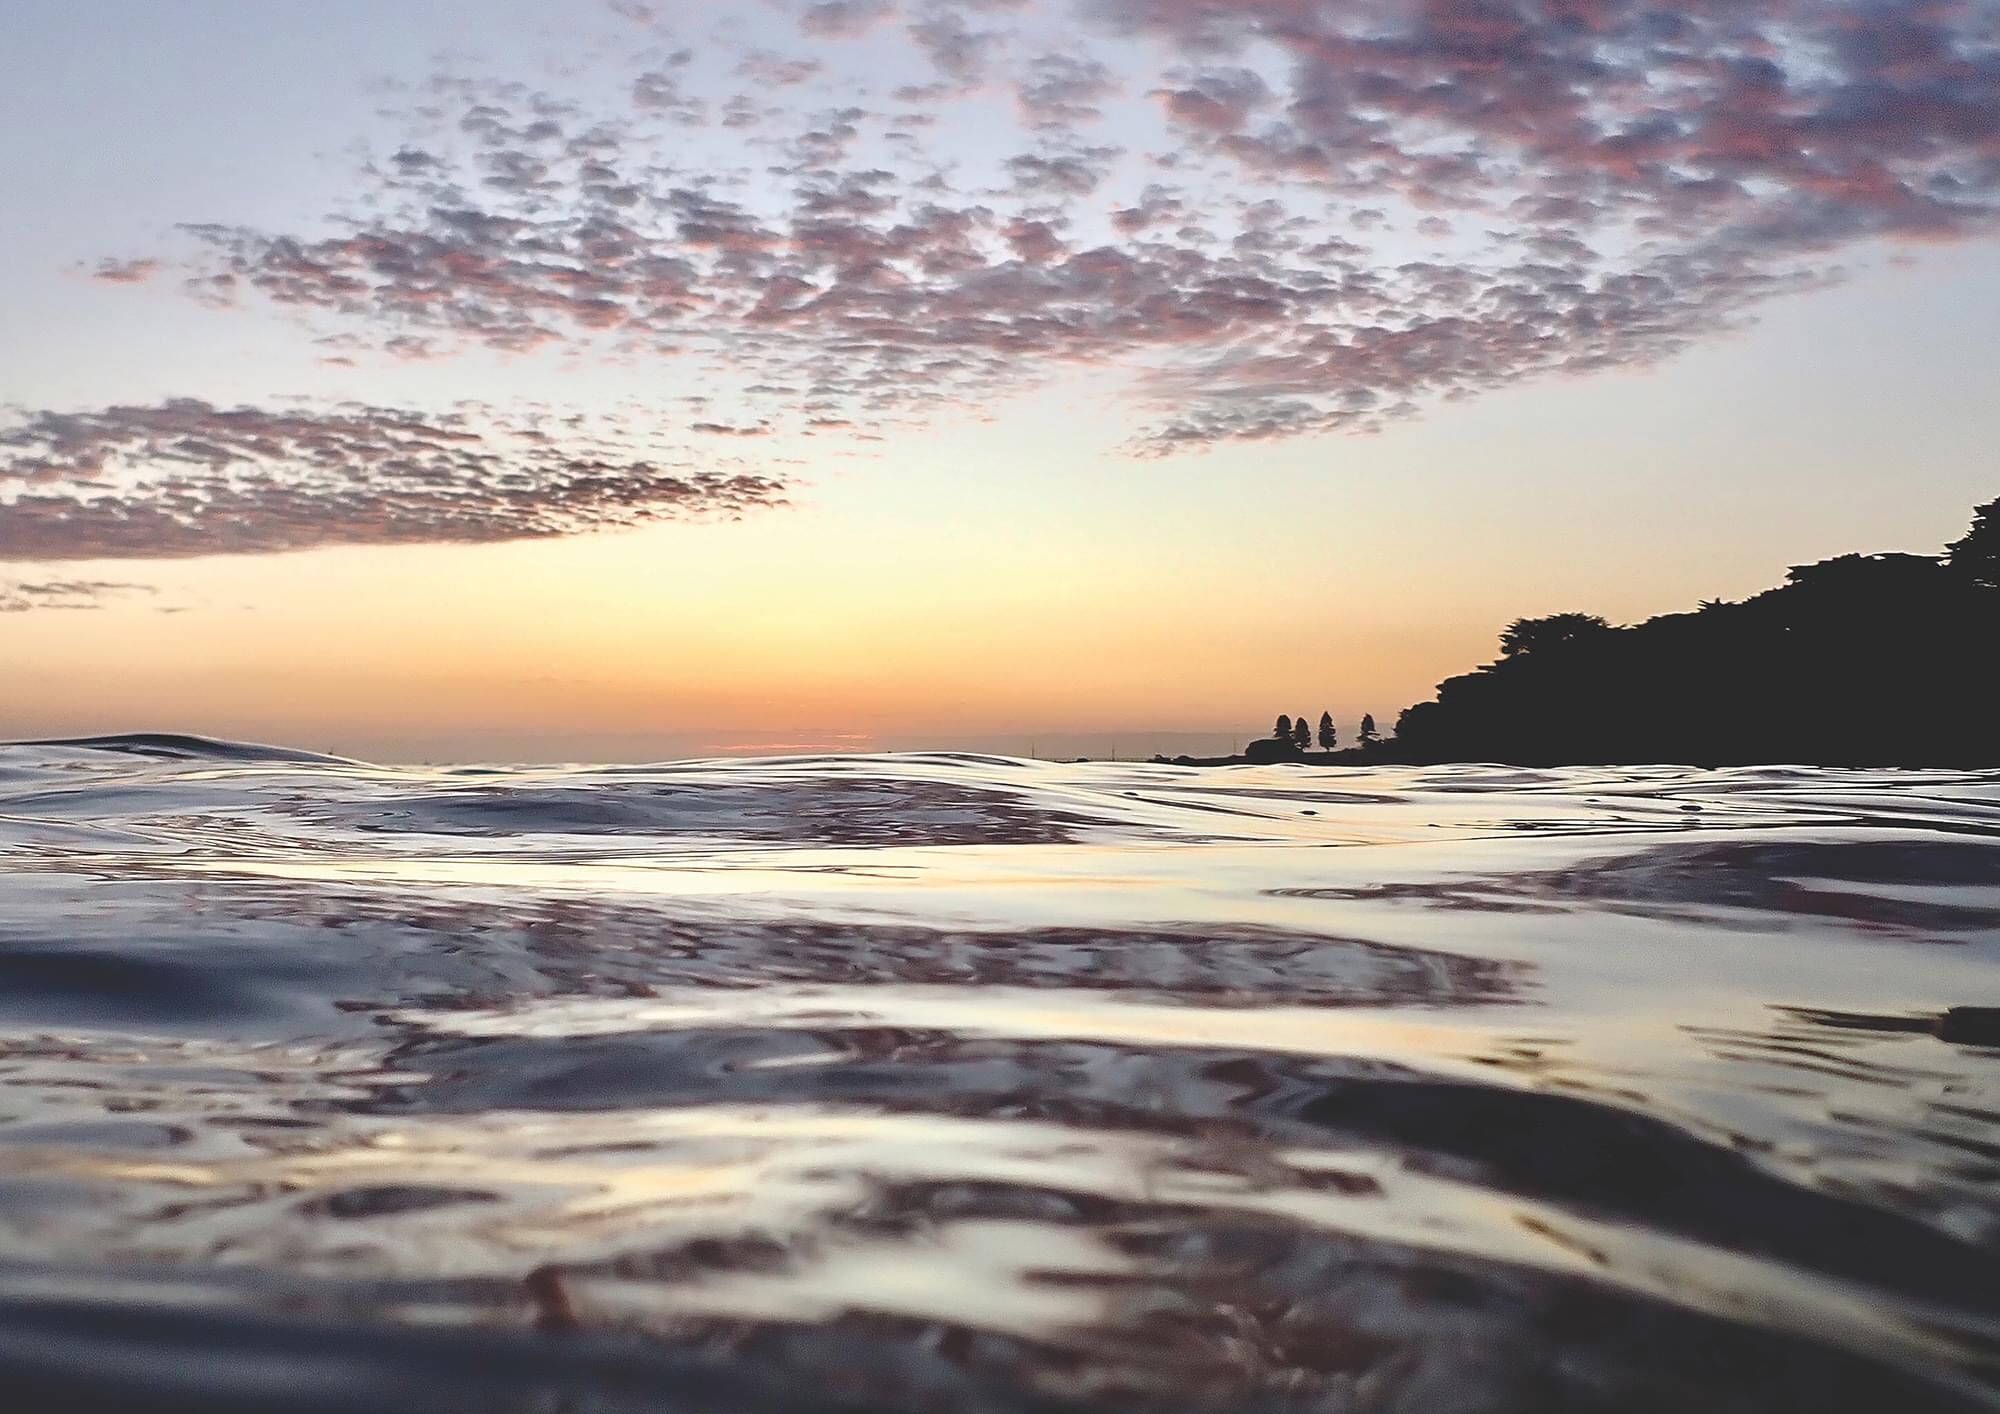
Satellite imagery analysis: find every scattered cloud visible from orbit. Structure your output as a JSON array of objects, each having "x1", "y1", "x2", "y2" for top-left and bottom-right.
[
  {"x1": 800, "y1": 0, "x2": 896, "y2": 39},
  {"x1": 0, "y1": 399, "x2": 788, "y2": 562},
  {"x1": 605, "y1": 0, "x2": 659, "y2": 25},
  {"x1": 1017, "y1": 51, "x2": 1118, "y2": 129},
  {"x1": 96, "y1": 0, "x2": 2000, "y2": 456},
  {"x1": 903, "y1": 4, "x2": 1008, "y2": 96},
  {"x1": 91, "y1": 258, "x2": 160, "y2": 285},
  {"x1": 0, "y1": 579, "x2": 156, "y2": 613}
]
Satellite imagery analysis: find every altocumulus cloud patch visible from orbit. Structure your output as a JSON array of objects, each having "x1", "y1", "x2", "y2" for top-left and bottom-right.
[
  {"x1": 0, "y1": 400, "x2": 787, "y2": 562},
  {"x1": 87, "y1": 0, "x2": 2000, "y2": 454},
  {"x1": 27, "y1": 0, "x2": 1997, "y2": 577}
]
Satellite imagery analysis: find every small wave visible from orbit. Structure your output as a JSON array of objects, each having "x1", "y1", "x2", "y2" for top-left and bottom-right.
[{"x1": 7, "y1": 732, "x2": 359, "y2": 766}]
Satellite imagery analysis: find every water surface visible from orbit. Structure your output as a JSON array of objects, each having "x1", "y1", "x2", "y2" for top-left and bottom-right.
[{"x1": 2, "y1": 737, "x2": 1997, "y2": 1411}]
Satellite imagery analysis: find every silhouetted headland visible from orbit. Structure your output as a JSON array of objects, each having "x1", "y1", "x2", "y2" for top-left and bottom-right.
[{"x1": 1168, "y1": 495, "x2": 2000, "y2": 769}]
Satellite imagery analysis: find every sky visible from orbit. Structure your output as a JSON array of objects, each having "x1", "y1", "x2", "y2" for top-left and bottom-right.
[{"x1": 2, "y1": 0, "x2": 1996, "y2": 761}]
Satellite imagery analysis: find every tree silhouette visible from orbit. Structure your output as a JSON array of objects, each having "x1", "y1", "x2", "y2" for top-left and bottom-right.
[
  {"x1": 1317, "y1": 712, "x2": 1336, "y2": 751},
  {"x1": 1273, "y1": 714, "x2": 1292, "y2": 744},
  {"x1": 1948, "y1": 496, "x2": 2000, "y2": 590},
  {"x1": 1292, "y1": 715, "x2": 1312, "y2": 751},
  {"x1": 1498, "y1": 612, "x2": 1613, "y2": 658},
  {"x1": 1384, "y1": 494, "x2": 2000, "y2": 767},
  {"x1": 1359, "y1": 713, "x2": 1378, "y2": 746}
]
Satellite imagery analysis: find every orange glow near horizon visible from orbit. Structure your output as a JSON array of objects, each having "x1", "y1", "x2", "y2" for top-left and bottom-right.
[{"x1": 7, "y1": 264, "x2": 1998, "y2": 763}]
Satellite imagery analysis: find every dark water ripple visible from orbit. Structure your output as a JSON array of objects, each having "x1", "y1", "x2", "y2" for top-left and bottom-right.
[{"x1": 1, "y1": 736, "x2": 1998, "y2": 1411}]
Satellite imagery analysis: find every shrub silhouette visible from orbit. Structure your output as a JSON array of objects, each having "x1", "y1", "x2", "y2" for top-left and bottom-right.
[
  {"x1": 1498, "y1": 613, "x2": 1612, "y2": 659},
  {"x1": 1948, "y1": 497, "x2": 2000, "y2": 591}
]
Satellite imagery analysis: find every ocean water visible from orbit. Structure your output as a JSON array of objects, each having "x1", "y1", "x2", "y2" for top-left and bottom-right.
[{"x1": 1, "y1": 735, "x2": 1997, "y2": 1413}]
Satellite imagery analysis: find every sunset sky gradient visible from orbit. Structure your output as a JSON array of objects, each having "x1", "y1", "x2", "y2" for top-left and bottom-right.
[{"x1": 3, "y1": 0, "x2": 1997, "y2": 759}]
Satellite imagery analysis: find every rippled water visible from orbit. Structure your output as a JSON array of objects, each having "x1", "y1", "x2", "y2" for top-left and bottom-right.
[{"x1": 2, "y1": 735, "x2": 1997, "y2": 1412}]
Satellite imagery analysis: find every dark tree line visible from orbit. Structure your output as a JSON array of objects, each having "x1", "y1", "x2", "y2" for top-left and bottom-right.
[{"x1": 1388, "y1": 495, "x2": 2000, "y2": 767}]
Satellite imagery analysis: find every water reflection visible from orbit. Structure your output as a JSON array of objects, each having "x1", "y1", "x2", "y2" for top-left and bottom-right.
[
  {"x1": 1, "y1": 740, "x2": 1998, "y2": 1410},
  {"x1": 1280, "y1": 838, "x2": 2000, "y2": 934}
]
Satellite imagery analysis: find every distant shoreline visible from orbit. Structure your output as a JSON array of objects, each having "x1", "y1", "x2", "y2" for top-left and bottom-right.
[{"x1": 1152, "y1": 749, "x2": 1382, "y2": 768}]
